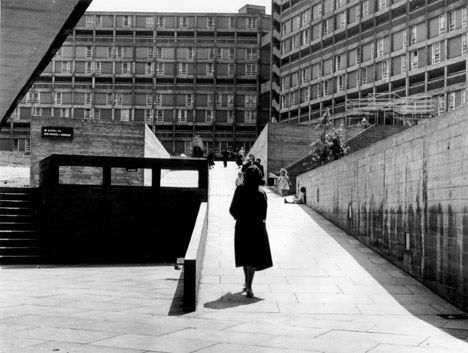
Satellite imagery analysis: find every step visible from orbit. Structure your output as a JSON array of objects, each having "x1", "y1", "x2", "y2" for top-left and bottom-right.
[
  {"x1": 0, "y1": 254, "x2": 46, "y2": 265},
  {"x1": 0, "y1": 230, "x2": 41, "y2": 237},
  {"x1": 0, "y1": 207, "x2": 35, "y2": 215},
  {"x1": 0, "y1": 200, "x2": 34, "y2": 208},
  {"x1": 0, "y1": 192, "x2": 36, "y2": 201},
  {"x1": 0, "y1": 187, "x2": 35, "y2": 193},
  {"x1": 0, "y1": 238, "x2": 41, "y2": 247},
  {"x1": 0, "y1": 222, "x2": 37, "y2": 231},
  {"x1": 0, "y1": 246, "x2": 42, "y2": 256},
  {"x1": 0, "y1": 214, "x2": 36, "y2": 222}
]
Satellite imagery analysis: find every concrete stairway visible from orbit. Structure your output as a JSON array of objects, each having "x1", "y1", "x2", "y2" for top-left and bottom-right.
[{"x1": 0, "y1": 187, "x2": 44, "y2": 264}]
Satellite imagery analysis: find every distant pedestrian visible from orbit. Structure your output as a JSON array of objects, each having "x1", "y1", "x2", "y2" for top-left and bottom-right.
[
  {"x1": 277, "y1": 168, "x2": 291, "y2": 197},
  {"x1": 235, "y1": 149, "x2": 244, "y2": 168},
  {"x1": 222, "y1": 149, "x2": 229, "y2": 168},
  {"x1": 254, "y1": 158, "x2": 264, "y2": 184},
  {"x1": 235, "y1": 172, "x2": 244, "y2": 187},
  {"x1": 207, "y1": 151, "x2": 215, "y2": 169},
  {"x1": 229, "y1": 165, "x2": 273, "y2": 298},
  {"x1": 241, "y1": 154, "x2": 255, "y2": 173}
]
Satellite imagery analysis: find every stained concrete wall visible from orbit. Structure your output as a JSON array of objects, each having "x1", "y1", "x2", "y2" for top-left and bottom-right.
[
  {"x1": 297, "y1": 106, "x2": 468, "y2": 311},
  {"x1": 30, "y1": 118, "x2": 149, "y2": 187}
]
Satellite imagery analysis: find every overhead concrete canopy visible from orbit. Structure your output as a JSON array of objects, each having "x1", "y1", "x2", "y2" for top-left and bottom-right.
[{"x1": 0, "y1": 0, "x2": 92, "y2": 128}]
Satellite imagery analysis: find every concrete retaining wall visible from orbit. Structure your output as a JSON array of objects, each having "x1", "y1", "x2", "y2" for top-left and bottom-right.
[{"x1": 297, "y1": 106, "x2": 468, "y2": 311}]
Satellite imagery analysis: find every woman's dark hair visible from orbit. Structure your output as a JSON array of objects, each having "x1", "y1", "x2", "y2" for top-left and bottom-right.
[
  {"x1": 244, "y1": 165, "x2": 262, "y2": 186},
  {"x1": 299, "y1": 187, "x2": 306, "y2": 193}
]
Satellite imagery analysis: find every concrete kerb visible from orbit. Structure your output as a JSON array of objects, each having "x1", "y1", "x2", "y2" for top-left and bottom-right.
[{"x1": 183, "y1": 202, "x2": 209, "y2": 312}]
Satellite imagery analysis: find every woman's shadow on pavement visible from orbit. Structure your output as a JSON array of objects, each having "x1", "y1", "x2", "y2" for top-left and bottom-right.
[{"x1": 203, "y1": 291, "x2": 263, "y2": 309}]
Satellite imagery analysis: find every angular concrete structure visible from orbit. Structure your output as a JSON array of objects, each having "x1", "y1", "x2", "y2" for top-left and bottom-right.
[{"x1": 0, "y1": 0, "x2": 92, "y2": 128}]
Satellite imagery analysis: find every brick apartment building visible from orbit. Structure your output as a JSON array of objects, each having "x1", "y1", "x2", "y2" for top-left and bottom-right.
[
  {"x1": 267, "y1": 0, "x2": 468, "y2": 125},
  {"x1": 1, "y1": 4, "x2": 271, "y2": 156}
]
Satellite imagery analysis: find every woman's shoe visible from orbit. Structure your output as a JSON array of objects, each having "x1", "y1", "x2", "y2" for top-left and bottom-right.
[
  {"x1": 242, "y1": 283, "x2": 247, "y2": 292},
  {"x1": 246, "y1": 289, "x2": 254, "y2": 298}
]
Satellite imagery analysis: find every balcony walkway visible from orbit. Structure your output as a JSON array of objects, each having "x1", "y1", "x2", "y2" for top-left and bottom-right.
[{"x1": 1, "y1": 162, "x2": 468, "y2": 352}]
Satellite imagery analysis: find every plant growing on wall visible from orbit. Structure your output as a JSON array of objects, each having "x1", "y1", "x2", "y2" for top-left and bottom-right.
[{"x1": 309, "y1": 109, "x2": 348, "y2": 166}]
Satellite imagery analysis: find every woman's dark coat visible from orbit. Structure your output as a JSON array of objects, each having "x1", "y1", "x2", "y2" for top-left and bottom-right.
[{"x1": 229, "y1": 185, "x2": 273, "y2": 271}]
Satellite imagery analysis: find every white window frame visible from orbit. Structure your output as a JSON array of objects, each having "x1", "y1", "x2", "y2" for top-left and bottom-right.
[
  {"x1": 401, "y1": 55, "x2": 407, "y2": 72},
  {"x1": 246, "y1": 48, "x2": 257, "y2": 60},
  {"x1": 186, "y1": 94, "x2": 193, "y2": 107},
  {"x1": 205, "y1": 110, "x2": 215, "y2": 123},
  {"x1": 94, "y1": 62, "x2": 101, "y2": 75},
  {"x1": 410, "y1": 50, "x2": 418, "y2": 70},
  {"x1": 448, "y1": 92, "x2": 456, "y2": 111},
  {"x1": 144, "y1": 109, "x2": 154, "y2": 123},
  {"x1": 338, "y1": 12, "x2": 346, "y2": 28},
  {"x1": 246, "y1": 17, "x2": 257, "y2": 30},
  {"x1": 229, "y1": 17, "x2": 236, "y2": 30},
  {"x1": 244, "y1": 110, "x2": 256, "y2": 123},
  {"x1": 462, "y1": 34, "x2": 467, "y2": 55},
  {"x1": 156, "y1": 62, "x2": 165, "y2": 75},
  {"x1": 227, "y1": 111, "x2": 234, "y2": 123},
  {"x1": 116, "y1": 46, "x2": 124, "y2": 59},
  {"x1": 85, "y1": 61, "x2": 93, "y2": 74},
  {"x1": 26, "y1": 92, "x2": 40, "y2": 104},
  {"x1": 114, "y1": 94, "x2": 123, "y2": 107},
  {"x1": 145, "y1": 62, "x2": 154, "y2": 75},
  {"x1": 155, "y1": 109, "x2": 164, "y2": 122},
  {"x1": 59, "y1": 108, "x2": 70, "y2": 118},
  {"x1": 323, "y1": 21, "x2": 329, "y2": 35},
  {"x1": 228, "y1": 48, "x2": 235, "y2": 60},
  {"x1": 155, "y1": 94, "x2": 162, "y2": 107},
  {"x1": 245, "y1": 64, "x2": 257, "y2": 76},
  {"x1": 179, "y1": 16, "x2": 188, "y2": 28},
  {"x1": 93, "y1": 108, "x2": 101, "y2": 119},
  {"x1": 55, "y1": 48, "x2": 63, "y2": 58},
  {"x1": 363, "y1": 0, "x2": 369, "y2": 16},
  {"x1": 147, "y1": 47, "x2": 154, "y2": 60},
  {"x1": 86, "y1": 15, "x2": 95, "y2": 28},
  {"x1": 438, "y1": 95, "x2": 445, "y2": 115},
  {"x1": 54, "y1": 92, "x2": 62, "y2": 105},
  {"x1": 361, "y1": 68, "x2": 367, "y2": 84},
  {"x1": 245, "y1": 95, "x2": 256, "y2": 108},
  {"x1": 146, "y1": 17, "x2": 154, "y2": 28},
  {"x1": 187, "y1": 47, "x2": 195, "y2": 60},
  {"x1": 439, "y1": 14, "x2": 446, "y2": 35},
  {"x1": 463, "y1": 8, "x2": 467, "y2": 29},
  {"x1": 207, "y1": 95, "x2": 214, "y2": 107},
  {"x1": 146, "y1": 94, "x2": 153, "y2": 107},
  {"x1": 379, "y1": 0, "x2": 387, "y2": 10},
  {"x1": 122, "y1": 15, "x2": 132, "y2": 28},
  {"x1": 402, "y1": 30, "x2": 407, "y2": 48},
  {"x1": 228, "y1": 63, "x2": 235, "y2": 76},
  {"x1": 227, "y1": 95, "x2": 234, "y2": 108},
  {"x1": 178, "y1": 63, "x2": 188, "y2": 75},
  {"x1": 33, "y1": 107, "x2": 42, "y2": 117},
  {"x1": 377, "y1": 38, "x2": 384, "y2": 57},
  {"x1": 432, "y1": 42, "x2": 440, "y2": 64},
  {"x1": 448, "y1": 11, "x2": 455, "y2": 32},
  {"x1": 120, "y1": 109, "x2": 130, "y2": 122},
  {"x1": 382, "y1": 60, "x2": 389, "y2": 80},
  {"x1": 206, "y1": 63, "x2": 215, "y2": 76},
  {"x1": 208, "y1": 48, "x2": 216, "y2": 60},
  {"x1": 95, "y1": 15, "x2": 102, "y2": 28},
  {"x1": 106, "y1": 94, "x2": 114, "y2": 106},
  {"x1": 207, "y1": 17, "x2": 216, "y2": 29},
  {"x1": 85, "y1": 46, "x2": 93, "y2": 59},
  {"x1": 157, "y1": 16, "x2": 165, "y2": 28},
  {"x1": 84, "y1": 92, "x2": 92, "y2": 106},
  {"x1": 122, "y1": 62, "x2": 132, "y2": 75},
  {"x1": 178, "y1": 110, "x2": 188, "y2": 123},
  {"x1": 337, "y1": 75, "x2": 344, "y2": 91},
  {"x1": 84, "y1": 108, "x2": 93, "y2": 120},
  {"x1": 462, "y1": 90, "x2": 466, "y2": 106},
  {"x1": 156, "y1": 47, "x2": 163, "y2": 59},
  {"x1": 410, "y1": 26, "x2": 417, "y2": 45},
  {"x1": 335, "y1": 56, "x2": 341, "y2": 71}
]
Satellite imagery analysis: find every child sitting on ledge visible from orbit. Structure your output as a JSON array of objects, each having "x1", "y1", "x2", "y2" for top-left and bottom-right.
[{"x1": 284, "y1": 187, "x2": 306, "y2": 204}]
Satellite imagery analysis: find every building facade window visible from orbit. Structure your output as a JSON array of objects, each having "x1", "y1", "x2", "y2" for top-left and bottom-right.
[
  {"x1": 59, "y1": 108, "x2": 70, "y2": 118},
  {"x1": 156, "y1": 47, "x2": 163, "y2": 59},
  {"x1": 156, "y1": 16, "x2": 165, "y2": 28},
  {"x1": 362, "y1": 0, "x2": 369, "y2": 16},
  {"x1": 229, "y1": 17, "x2": 236, "y2": 30},
  {"x1": 155, "y1": 110, "x2": 164, "y2": 122},
  {"x1": 246, "y1": 48, "x2": 257, "y2": 60},
  {"x1": 84, "y1": 92, "x2": 92, "y2": 106},
  {"x1": 146, "y1": 94, "x2": 153, "y2": 107},
  {"x1": 410, "y1": 26, "x2": 417, "y2": 45},
  {"x1": 205, "y1": 110, "x2": 215, "y2": 122},
  {"x1": 187, "y1": 47, "x2": 195, "y2": 60},
  {"x1": 146, "y1": 16, "x2": 154, "y2": 28},
  {"x1": 144, "y1": 109, "x2": 153, "y2": 123},
  {"x1": 156, "y1": 63, "x2": 164, "y2": 75},
  {"x1": 439, "y1": 14, "x2": 446, "y2": 35},
  {"x1": 122, "y1": 15, "x2": 132, "y2": 28},
  {"x1": 245, "y1": 110, "x2": 256, "y2": 123},
  {"x1": 462, "y1": 34, "x2": 467, "y2": 55},
  {"x1": 246, "y1": 17, "x2": 257, "y2": 30},
  {"x1": 410, "y1": 50, "x2": 418, "y2": 70},
  {"x1": 178, "y1": 63, "x2": 188, "y2": 75},
  {"x1": 432, "y1": 42, "x2": 440, "y2": 64},
  {"x1": 377, "y1": 39, "x2": 384, "y2": 57},
  {"x1": 401, "y1": 55, "x2": 407, "y2": 72},
  {"x1": 145, "y1": 63, "x2": 154, "y2": 75},
  {"x1": 438, "y1": 95, "x2": 445, "y2": 114},
  {"x1": 227, "y1": 111, "x2": 234, "y2": 123},
  {"x1": 245, "y1": 64, "x2": 257, "y2": 76},
  {"x1": 33, "y1": 107, "x2": 42, "y2": 117},
  {"x1": 122, "y1": 62, "x2": 131, "y2": 75},
  {"x1": 245, "y1": 95, "x2": 256, "y2": 108},
  {"x1": 178, "y1": 110, "x2": 187, "y2": 122},
  {"x1": 448, "y1": 11, "x2": 455, "y2": 32},
  {"x1": 155, "y1": 94, "x2": 162, "y2": 106},
  {"x1": 54, "y1": 92, "x2": 62, "y2": 105},
  {"x1": 147, "y1": 47, "x2": 154, "y2": 59},
  {"x1": 448, "y1": 92, "x2": 456, "y2": 111},
  {"x1": 227, "y1": 95, "x2": 234, "y2": 107},
  {"x1": 120, "y1": 109, "x2": 130, "y2": 122},
  {"x1": 206, "y1": 63, "x2": 215, "y2": 75},
  {"x1": 382, "y1": 60, "x2": 389, "y2": 80},
  {"x1": 179, "y1": 16, "x2": 188, "y2": 28},
  {"x1": 186, "y1": 94, "x2": 193, "y2": 107},
  {"x1": 207, "y1": 17, "x2": 216, "y2": 29}
]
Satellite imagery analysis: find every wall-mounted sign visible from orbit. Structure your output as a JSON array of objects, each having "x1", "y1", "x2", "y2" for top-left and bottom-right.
[{"x1": 42, "y1": 126, "x2": 73, "y2": 139}]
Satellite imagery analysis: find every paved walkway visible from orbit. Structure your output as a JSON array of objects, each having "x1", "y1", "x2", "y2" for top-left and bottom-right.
[{"x1": 1, "y1": 162, "x2": 468, "y2": 352}]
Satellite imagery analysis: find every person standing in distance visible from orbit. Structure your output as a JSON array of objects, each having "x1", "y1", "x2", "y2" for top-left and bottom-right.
[{"x1": 229, "y1": 165, "x2": 273, "y2": 298}]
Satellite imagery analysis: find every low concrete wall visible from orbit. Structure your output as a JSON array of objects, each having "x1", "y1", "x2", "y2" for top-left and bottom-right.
[
  {"x1": 297, "y1": 106, "x2": 468, "y2": 311},
  {"x1": 0, "y1": 151, "x2": 30, "y2": 166},
  {"x1": 183, "y1": 202, "x2": 208, "y2": 312}
]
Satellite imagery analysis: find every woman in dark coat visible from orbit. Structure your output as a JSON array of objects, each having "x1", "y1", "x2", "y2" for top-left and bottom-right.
[{"x1": 229, "y1": 165, "x2": 273, "y2": 297}]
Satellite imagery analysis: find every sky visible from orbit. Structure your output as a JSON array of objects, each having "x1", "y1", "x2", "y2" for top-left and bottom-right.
[{"x1": 87, "y1": 0, "x2": 272, "y2": 14}]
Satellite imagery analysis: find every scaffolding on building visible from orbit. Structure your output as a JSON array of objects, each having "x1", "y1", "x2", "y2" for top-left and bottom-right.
[{"x1": 346, "y1": 93, "x2": 436, "y2": 126}]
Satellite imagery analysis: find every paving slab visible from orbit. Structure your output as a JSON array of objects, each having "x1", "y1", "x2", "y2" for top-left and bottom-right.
[{"x1": 1, "y1": 162, "x2": 468, "y2": 353}]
